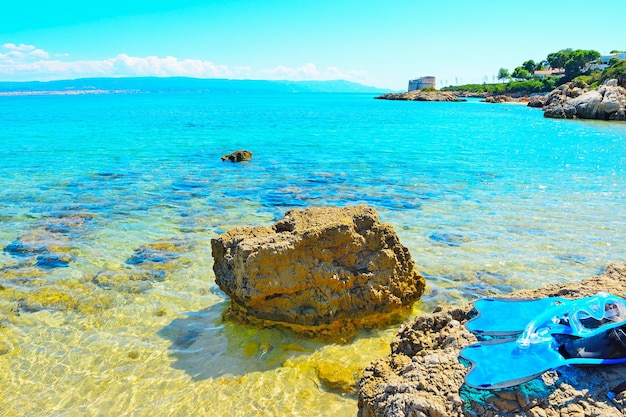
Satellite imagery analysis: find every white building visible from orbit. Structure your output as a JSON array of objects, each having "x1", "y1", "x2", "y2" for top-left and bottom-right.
[
  {"x1": 408, "y1": 76, "x2": 436, "y2": 92},
  {"x1": 589, "y1": 52, "x2": 626, "y2": 71}
]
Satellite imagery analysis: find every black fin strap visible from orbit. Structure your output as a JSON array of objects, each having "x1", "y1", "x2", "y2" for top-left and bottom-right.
[
  {"x1": 608, "y1": 380, "x2": 626, "y2": 400},
  {"x1": 612, "y1": 327, "x2": 626, "y2": 349}
]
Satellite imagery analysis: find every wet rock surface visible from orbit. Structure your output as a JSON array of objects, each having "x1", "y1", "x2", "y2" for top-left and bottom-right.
[
  {"x1": 211, "y1": 205, "x2": 426, "y2": 341},
  {"x1": 358, "y1": 262, "x2": 626, "y2": 417},
  {"x1": 221, "y1": 149, "x2": 252, "y2": 162}
]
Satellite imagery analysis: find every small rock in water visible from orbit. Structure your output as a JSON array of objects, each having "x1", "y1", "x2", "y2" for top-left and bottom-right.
[
  {"x1": 220, "y1": 149, "x2": 252, "y2": 162},
  {"x1": 126, "y1": 247, "x2": 170, "y2": 264},
  {"x1": 429, "y1": 232, "x2": 468, "y2": 247}
]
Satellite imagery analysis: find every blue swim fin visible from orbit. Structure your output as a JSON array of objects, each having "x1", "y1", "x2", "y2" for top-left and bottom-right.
[
  {"x1": 461, "y1": 293, "x2": 626, "y2": 389},
  {"x1": 461, "y1": 337, "x2": 561, "y2": 389},
  {"x1": 466, "y1": 297, "x2": 568, "y2": 336},
  {"x1": 461, "y1": 329, "x2": 626, "y2": 389}
]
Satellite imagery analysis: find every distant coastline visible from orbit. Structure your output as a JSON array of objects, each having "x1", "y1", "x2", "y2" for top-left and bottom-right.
[
  {"x1": 0, "y1": 89, "x2": 139, "y2": 96},
  {"x1": 0, "y1": 76, "x2": 388, "y2": 95}
]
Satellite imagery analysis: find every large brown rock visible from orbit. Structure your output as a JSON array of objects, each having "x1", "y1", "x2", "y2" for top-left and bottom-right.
[
  {"x1": 358, "y1": 262, "x2": 626, "y2": 417},
  {"x1": 211, "y1": 205, "x2": 426, "y2": 341}
]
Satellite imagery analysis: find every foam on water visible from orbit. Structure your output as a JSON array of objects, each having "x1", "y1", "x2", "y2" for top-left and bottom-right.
[{"x1": 0, "y1": 92, "x2": 625, "y2": 415}]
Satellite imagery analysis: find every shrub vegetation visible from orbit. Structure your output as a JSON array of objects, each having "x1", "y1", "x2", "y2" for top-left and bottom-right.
[{"x1": 441, "y1": 48, "x2": 626, "y2": 94}]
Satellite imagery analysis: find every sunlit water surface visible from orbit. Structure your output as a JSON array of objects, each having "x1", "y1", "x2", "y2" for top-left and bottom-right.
[{"x1": 0, "y1": 92, "x2": 624, "y2": 416}]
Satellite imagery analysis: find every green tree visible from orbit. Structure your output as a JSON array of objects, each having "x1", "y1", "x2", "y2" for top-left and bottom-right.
[
  {"x1": 546, "y1": 48, "x2": 600, "y2": 81},
  {"x1": 512, "y1": 67, "x2": 531, "y2": 80},
  {"x1": 547, "y1": 49, "x2": 572, "y2": 69},
  {"x1": 497, "y1": 68, "x2": 510, "y2": 83},
  {"x1": 609, "y1": 57, "x2": 621, "y2": 67},
  {"x1": 603, "y1": 60, "x2": 626, "y2": 87},
  {"x1": 563, "y1": 49, "x2": 601, "y2": 79},
  {"x1": 522, "y1": 60, "x2": 536, "y2": 73}
]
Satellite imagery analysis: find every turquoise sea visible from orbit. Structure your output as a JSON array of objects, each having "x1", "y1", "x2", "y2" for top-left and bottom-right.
[{"x1": 1, "y1": 91, "x2": 625, "y2": 416}]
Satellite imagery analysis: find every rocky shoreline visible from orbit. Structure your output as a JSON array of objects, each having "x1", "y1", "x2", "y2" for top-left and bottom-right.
[
  {"x1": 375, "y1": 90, "x2": 466, "y2": 102},
  {"x1": 379, "y1": 78, "x2": 626, "y2": 121},
  {"x1": 358, "y1": 262, "x2": 626, "y2": 417},
  {"x1": 542, "y1": 79, "x2": 626, "y2": 121}
]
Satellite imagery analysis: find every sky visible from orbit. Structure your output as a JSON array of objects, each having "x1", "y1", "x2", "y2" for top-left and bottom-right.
[{"x1": 2, "y1": 0, "x2": 626, "y2": 90}]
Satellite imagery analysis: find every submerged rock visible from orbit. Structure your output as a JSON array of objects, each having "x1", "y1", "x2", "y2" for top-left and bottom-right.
[
  {"x1": 211, "y1": 205, "x2": 426, "y2": 341},
  {"x1": 358, "y1": 262, "x2": 626, "y2": 417},
  {"x1": 15, "y1": 285, "x2": 114, "y2": 314},
  {"x1": 316, "y1": 361, "x2": 361, "y2": 394},
  {"x1": 126, "y1": 238, "x2": 193, "y2": 281},
  {"x1": 94, "y1": 237, "x2": 195, "y2": 291},
  {"x1": 35, "y1": 254, "x2": 73, "y2": 269},
  {"x1": 2, "y1": 212, "x2": 94, "y2": 268},
  {"x1": 221, "y1": 150, "x2": 252, "y2": 162},
  {"x1": 91, "y1": 268, "x2": 153, "y2": 293}
]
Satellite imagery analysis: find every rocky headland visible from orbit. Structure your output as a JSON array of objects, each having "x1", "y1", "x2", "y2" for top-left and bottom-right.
[
  {"x1": 376, "y1": 90, "x2": 466, "y2": 102},
  {"x1": 473, "y1": 78, "x2": 626, "y2": 121},
  {"x1": 358, "y1": 262, "x2": 626, "y2": 417},
  {"x1": 542, "y1": 79, "x2": 626, "y2": 121},
  {"x1": 211, "y1": 205, "x2": 426, "y2": 341}
]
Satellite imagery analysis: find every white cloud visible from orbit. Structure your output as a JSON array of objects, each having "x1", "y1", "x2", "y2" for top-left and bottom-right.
[
  {"x1": 0, "y1": 44, "x2": 370, "y2": 85},
  {"x1": 2, "y1": 43, "x2": 36, "y2": 52},
  {"x1": 0, "y1": 43, "x2": 50, "y2": 63}
]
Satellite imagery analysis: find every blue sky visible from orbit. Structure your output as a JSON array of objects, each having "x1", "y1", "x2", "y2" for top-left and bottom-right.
[{"x1": 2, "y1": 0, "x2": 625, "y2": 90}]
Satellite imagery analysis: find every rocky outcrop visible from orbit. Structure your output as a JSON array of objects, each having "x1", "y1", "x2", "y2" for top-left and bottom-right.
[
  {"x1": 446, "y1": 91, "x2": 489, "y2": 99},
  {"x1": 211, "y1": 205, "x2": 426, "y2": 341},
  {"x1": 527, "y1": 95, "x2": 546, "y2": 108},
  {"x1": 543, "y1": 79, "x2": 626, "y2": 120},
  {"x1": 483, "y1": 95, "x2": 529, "y2": 104},
  {"x1": 376, "y1": 90, "x2": 466, "y2": 102},
  {"x1": 221, "y1": 150, "x2": 252, "y2": 162},
  {"x1": 358, "y1": 262, "x2": 626, "y2": 417}
]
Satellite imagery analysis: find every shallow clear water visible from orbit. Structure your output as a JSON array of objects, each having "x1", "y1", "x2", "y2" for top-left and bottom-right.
[{"x1": 0, "y1": 92, "x2": 625, "y2": 416}]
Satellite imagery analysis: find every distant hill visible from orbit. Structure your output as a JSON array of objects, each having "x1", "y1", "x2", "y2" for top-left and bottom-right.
[{"x1": 0, "y1": 77, "x2": 386, "y2": 94}]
